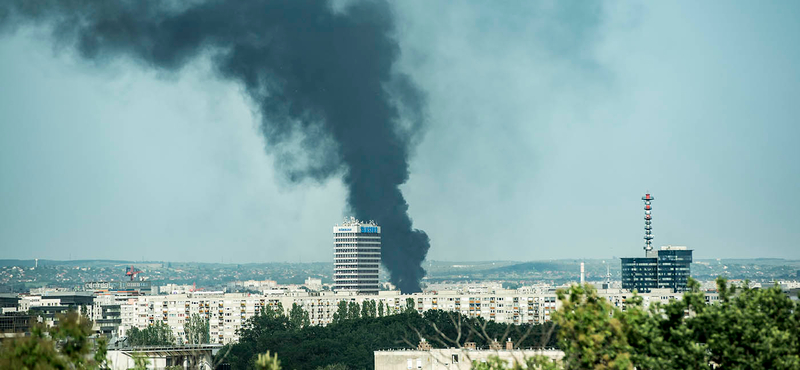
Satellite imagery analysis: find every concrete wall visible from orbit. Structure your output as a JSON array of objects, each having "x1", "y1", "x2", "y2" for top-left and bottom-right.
[
  {"x1": 375, "y1": 349, "x2": 563, "y2": 370},
  {"x1": 106, "y1": 348, "x2": 214, "y2": 370}
]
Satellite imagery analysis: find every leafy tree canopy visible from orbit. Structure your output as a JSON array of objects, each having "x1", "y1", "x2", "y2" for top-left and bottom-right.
[
  {"x1": 219, "y1": 304, "x2": 556, "y2": 370},
  {"x1": 553, "y1": 277, "x2": 800, "y2": 370},
  {"x1": 0, "y1": 311, "x2": 108, "y2": 369},
  {"x1": 184, "y1": 313, "x2": 210, "y2": 345},
  {"x1": 127, "y1": 321, "x2": 175, "y2": 347}
]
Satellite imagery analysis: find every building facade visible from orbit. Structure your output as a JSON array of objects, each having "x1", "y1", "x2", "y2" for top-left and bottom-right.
[
  {"x1": 106, "y1": 344, "x2": 220, "y2": 370},
  {"x1": 621, "y1": 257, "x2": 659, "y2": 293},
  {"x1": 657, "y1": 246, "x2": 693, "y2": 292},
  {"x1": 374, "y1": 347, "x2": 564, "y2": 370},
  {"x1": 622, "y1": 246, "x2": 693, "y2": 293},
  {"x1": 334, "y1": 217, "x2": 381, "y2": 294},
  {"x1": 5, "y1": 285, "x2": 713, "y2": 345}
]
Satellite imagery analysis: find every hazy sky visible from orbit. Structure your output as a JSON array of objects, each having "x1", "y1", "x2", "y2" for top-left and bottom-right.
[{"x1": 1, "y1": 1, "x2": 798, "y2": 262}]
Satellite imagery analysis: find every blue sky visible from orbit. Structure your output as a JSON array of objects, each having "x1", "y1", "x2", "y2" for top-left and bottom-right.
[{"x1": 1, "y1": 1, "x2": 798, "y2": 262}]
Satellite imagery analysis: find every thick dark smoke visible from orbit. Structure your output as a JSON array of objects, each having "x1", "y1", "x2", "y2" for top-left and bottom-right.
[{"x1": 1, "y1": 0, "x2": 430, "y2": 293}]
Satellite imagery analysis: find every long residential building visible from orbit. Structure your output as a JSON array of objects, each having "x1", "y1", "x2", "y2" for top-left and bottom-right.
[
  {"x1": 6, "y1": 286, "x2": 718, "y2": 345},
  {"x1": 100, "y1": 286, "x2": 708, "y2": 344}
]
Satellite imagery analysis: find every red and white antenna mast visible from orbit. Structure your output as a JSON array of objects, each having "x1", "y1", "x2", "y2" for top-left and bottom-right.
[{"x1": 642, "y1": 193, "x2": 654, "y2": 256}]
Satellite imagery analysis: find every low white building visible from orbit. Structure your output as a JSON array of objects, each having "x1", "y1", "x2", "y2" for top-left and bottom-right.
[
  {"x1": 159, "y1": 284, "x2": 196, "y2": 295},
  {"x1": 106, "y1": 344, "x2": 220, "y2": 370},
  {"x1": 226, "y1": 279, "x2": 278, "y2": 292},
  {"x1": 304, "y1": 277, "x2": 323, "y2": 291},
  {"x1": 375, "y1": 347, "x2": 563, "y2": 370}
]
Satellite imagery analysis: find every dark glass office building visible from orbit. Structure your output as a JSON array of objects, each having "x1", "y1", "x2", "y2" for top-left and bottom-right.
[
  {"x1": 657, "y1": 248, "x2": 693, "y2": 292},
  {"x1": 621, "y1": 257, "x2": 659, "y2": 293},
  {"x1": 621, "y1": 247, "x2": 693, "y2": 293}
]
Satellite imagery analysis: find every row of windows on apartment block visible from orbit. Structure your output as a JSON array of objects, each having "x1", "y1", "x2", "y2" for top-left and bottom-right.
[{"x1": 333, "y1": 233, "x2": 381, "y2": 238}]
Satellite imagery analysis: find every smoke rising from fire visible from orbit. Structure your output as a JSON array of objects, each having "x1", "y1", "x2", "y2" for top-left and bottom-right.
[{"x1": 1, "y1": 0, "x2": 430, "y2": 292}]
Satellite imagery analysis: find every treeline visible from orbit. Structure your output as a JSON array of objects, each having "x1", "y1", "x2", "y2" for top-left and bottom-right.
[
  {"x1": 127, "y1": 313, "x2": 210, "y2": 346},
  {"x1": 0, "y1": 312, "x2": 108, "y2": 369},
  {"x1": 217, "y1": 301, "x2": 557, "y2": 369},
  {"x1": 545, "y1": 277, "x2": 800, "y2": 370}
]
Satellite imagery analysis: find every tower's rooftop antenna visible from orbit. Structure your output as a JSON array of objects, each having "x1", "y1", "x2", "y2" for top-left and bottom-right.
[{"x1": 642, "y1": 193, "x2": 654, "y2": 256}]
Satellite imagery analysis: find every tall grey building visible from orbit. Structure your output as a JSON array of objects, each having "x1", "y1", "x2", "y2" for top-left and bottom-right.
[{"x1": 333, "y1": 217, "x2": 381, "y2": 295}]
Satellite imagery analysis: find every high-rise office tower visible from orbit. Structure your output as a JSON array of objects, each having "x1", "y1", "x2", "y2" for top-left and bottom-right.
[{"x1": 333, "y1": 217, "x2": 381, "y2": 294}]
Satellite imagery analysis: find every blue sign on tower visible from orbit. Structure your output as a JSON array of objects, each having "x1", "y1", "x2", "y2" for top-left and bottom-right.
[{"x1": 360, "y1": 226, "x2": 378, "y2": 233}]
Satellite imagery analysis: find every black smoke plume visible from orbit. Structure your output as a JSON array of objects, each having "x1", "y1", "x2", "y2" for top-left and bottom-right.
[{"x1": 1, "y1": 0, "x2": 430, "y2": 293}]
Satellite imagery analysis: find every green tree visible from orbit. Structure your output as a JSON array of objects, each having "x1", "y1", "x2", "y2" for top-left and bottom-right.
[
  {"x1": 367, "y1": 300, "x2": 377, "y2": 317},
  {"x1": 555, "y1": 284, "x2": 633, "y2": 369},
  {"x1": 332, "y1": 301, "x2": 348, "y2": 324},
  {"x1": 128, "y1": 321, "x2": 175, "y2": 346},
  {"x1": 347, "y1": 301, "x2": 360, "y2": 320},
  {"x1": 683, "y1": 278, "x2": 799, "y2": 369},
  {"x1": 184, "y1": 313, "x2": 210, "y2": 345},
  {"x1": 405, "y1": 298, "x2": 416, "y2": 314},
  {"x1": 360, "y1": 300, "x2": 377, "y2": 318},
  {"x1": 255, "y1": 351, "x2": 281, "y2": 370},
  {"x1": 237, "y1": 303, "x2": 290, "y2": 345},
  {"x1": 289, "y1": 303, "x2": 311, "y2": 329},
  {"x1": 377, "y1": 301, "x2": 385, "y2": 317},
  {"x1": 0, "y1": 311, "x2": 108, "y2": 369},
  {"x1": 551, "y1": 278, "x2": 800, "y2": 370}
]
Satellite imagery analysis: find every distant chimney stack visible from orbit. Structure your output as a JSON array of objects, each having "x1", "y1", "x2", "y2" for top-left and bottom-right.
[
  {"x1": 506, "y1": 338, "x2": 513, "y2": 350},
  {"x1": 464, "y1": 342, "x2": 477, "y2": 350},
  {"x1": 490, "y1": 339, "x2": 502, "y2": 350},
  {"x1": 580, "y1": 262, "x2": 585, "y2": 285}
]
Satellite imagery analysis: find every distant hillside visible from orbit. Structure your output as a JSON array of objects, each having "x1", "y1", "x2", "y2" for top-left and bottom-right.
[
  {"x1": 483, "y1": 261, "x2": 566, "y2": 275},
  {"x1": 0, "y1": 259, "x2": 143, "y2": 268}
]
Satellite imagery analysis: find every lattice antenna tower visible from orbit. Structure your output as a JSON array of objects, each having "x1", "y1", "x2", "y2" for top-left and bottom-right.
[{"x1": 643, "y1": 193, "x2": 654, "y2": 256}]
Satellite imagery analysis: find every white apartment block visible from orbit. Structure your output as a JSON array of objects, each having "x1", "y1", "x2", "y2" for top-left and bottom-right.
[
  {"x1": 101, "y1": 286, "x2": 711, "y2": 344},
  {"x1": 374, "y1": 347, "x2": 564, "y2": 370},
  {"x1": 115, "y1": 292, "x2": 283, "y2": 344},
  {"x1": 159, "y1": 284, "x2": 197, "y2": 295},
  {"x1": 18, "y1": 295, "x2": 63, "y2": 312}
]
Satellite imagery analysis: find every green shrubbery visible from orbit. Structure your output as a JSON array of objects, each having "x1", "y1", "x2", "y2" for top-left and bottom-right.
[
  {"x1": 491, "y1": 277, "x2": 800, "y2": 370},
  {"x1": 126, "y1": 321, "x2": 175, "y2": 346},
  {"x1": 0, "y1": 311, "x2": 107, "y2": 369}
]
